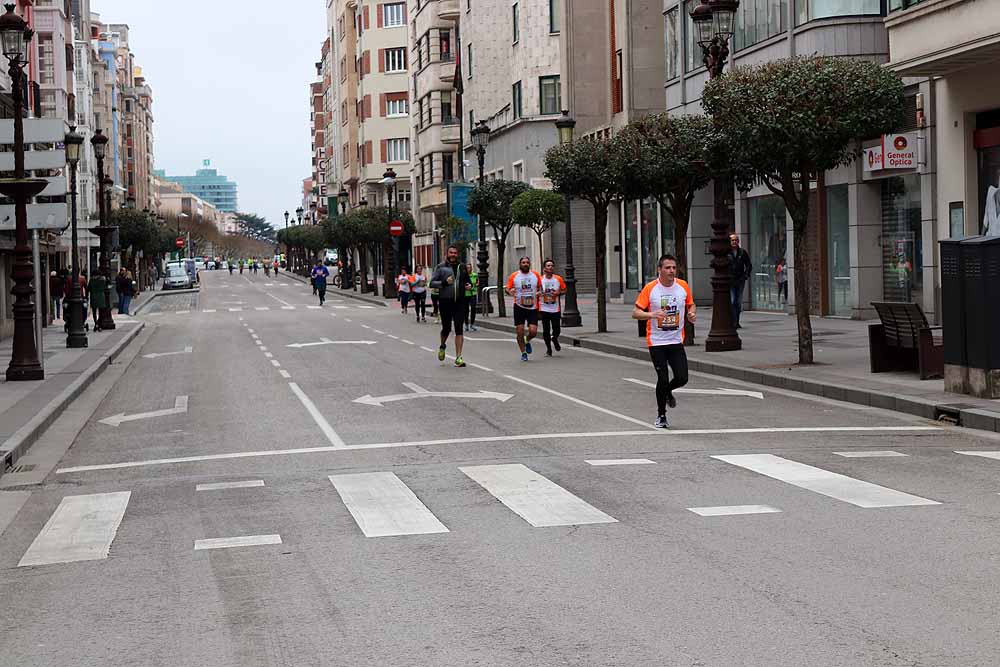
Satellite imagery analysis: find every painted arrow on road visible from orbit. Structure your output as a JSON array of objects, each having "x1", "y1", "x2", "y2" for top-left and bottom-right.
[
  {"x1": 354, "y1": 382, "x2": 513, "y2": 407},
  {"x1": 286, "y1": 338, "x2": 378, "y2": 349},
  {"x1": 99, "y1": 396, "x2": 189, "y2": 427},
  {"x1": 142, "y1": 346, "x2": 193, "y2": 359},
  {"x1": 624, "y1": 378, "x2": 763, "y2": 399}
]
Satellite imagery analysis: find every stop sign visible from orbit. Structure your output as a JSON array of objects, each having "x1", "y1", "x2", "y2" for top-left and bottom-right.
[
  {"x1": 389, "y1": 220, "x2": 404, "y2": 237},
  {"x1": 175, "y1": 237, "x2": 185, "y2": 249}
]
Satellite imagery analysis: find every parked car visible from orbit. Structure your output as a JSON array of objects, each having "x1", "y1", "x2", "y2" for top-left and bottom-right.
[
  {"x1": 163, "y1": 264, "x2": 192, "y2": 290},
  {"x1": 194, "y1": 258, "x2": 206, "y2": 271},
  {"x1": 166, "y1": 259, "x2": 197, "y2": 284}
]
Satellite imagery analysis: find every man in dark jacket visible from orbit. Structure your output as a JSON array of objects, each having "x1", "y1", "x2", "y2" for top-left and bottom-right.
[
  {"x1": 729, "y1": 234, "x2": 752, "y2": 329},
  {"x1": 429, "y1": 244, "x2": 472, "y2": 368}
]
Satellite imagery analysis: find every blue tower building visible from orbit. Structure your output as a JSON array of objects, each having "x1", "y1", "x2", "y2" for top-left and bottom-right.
[{"x1": 155, "y1": 160, "x2": 239, "y2": 212}]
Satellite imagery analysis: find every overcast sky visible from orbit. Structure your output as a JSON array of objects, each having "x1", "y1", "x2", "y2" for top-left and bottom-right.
[{"x1": 94, "y1": 0, "x2": 328, "y2": 231}]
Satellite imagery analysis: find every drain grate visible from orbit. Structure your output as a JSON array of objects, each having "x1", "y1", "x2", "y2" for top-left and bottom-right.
[{"x1": 9, "y1": 463, "x2": 36, "y2": 473}]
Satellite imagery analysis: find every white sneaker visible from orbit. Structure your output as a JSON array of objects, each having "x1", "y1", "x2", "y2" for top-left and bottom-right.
[{"x1": 654, "y1": 415, "x2": 670, "y2": 429}]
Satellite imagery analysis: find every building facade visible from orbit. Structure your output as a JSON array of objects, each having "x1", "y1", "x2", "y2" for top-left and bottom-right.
[{"x1": 156, "y1": 162, "x2": 239, "y2": 213}]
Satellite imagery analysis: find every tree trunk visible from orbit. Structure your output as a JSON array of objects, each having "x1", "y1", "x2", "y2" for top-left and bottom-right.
[
  {"x1": 359, "y1": 247, "x2": 370, "y2": 293},
  {"x1": 788, "y1": 180, "x2": 814, "y2": 365},
  {"x1": 382, "y1": 238, "x2": 396, "y2": 298},
  {"x1": 535, "y1": 231, "x2": 544, "y2": 266},
  {"x1": 667, "y1": 192, "x2": 695, "y2": 345},
  {"x1": 496, "y1": 238, "x2": 507, "y2": 318},
  {"x1": 593, "y1": 202, "x2": 608, "y2": 333}
]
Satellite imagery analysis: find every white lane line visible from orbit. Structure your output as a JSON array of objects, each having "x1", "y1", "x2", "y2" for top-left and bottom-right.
[
  {"x1": 287, "y1": 382, "x2": 345, "y2": 448},
  {"x1": 358, "y1": 305, "x2": 375, "y2": 309},
  {"x1": 264, "y1": 353, "x2": 273, "y2": 359},
  {"x1": 196, "y1": 480, "x2": 265, "y2": 491},
  {"x1": 503, "y1": 374, "x2": 655, "y2": 430},
  {"x1": 462, "y1": 337, "x2": 516, "y2": 342},
  {"x1": 282, "y1": 306, "x2": 296, "y2": 310},
  {"x1": 333, "y1": 306, "x2": 349, "y2": 309},
  {"x1": 833, "y1": 451, "x2": 909, "y2": 458},
  {"x1": 402, "y1": 339, "x2": 414, "y2": 345},
  {"x1": 420, "y1": 346, "x2": 434, "y2": 352},
  {"x1": 279, "y1": 370, "x2": 291, "y2": 379},
  {"x1": 229, "y1": 307, "x2": 242, "y2": 312},
  {"x1": 361, "y1": 324, "x2": 371, "y2": 329},
  {"x1": 175, "y1": 310, "x2": 190, "y2": 315},
  {"x1": 712, "y1": 454, "x2": 941, "y2": 508},
  {"x1": 265, "y1": 291, "x2": 295, "y2": 308},
  {"x1": 202, "y1": 309, "x2": 216, "y2": 313},
  {"x1": 307, "y1": 306, "x2": 322, "y2": 310},
  {"x1": 586, "y1": 459, "x2": 656, "y2": 466},
  {"x1": 55, "y1": 427, "x2": 942, "y2": 474},
  {"x1": 329, "y1": 472, "x2": 449, "y2": 537},
  {"x1": 194, "y1": 534, "x2": 282, "y2": 551},
  {"x1": 248, "y1": 328, "x2": 255, "y2": 333},
  {"x1": 461, "y1": 464, "x2": 617, "y2": 527},
  {"x1": 387, "y1": 334, "x2": 399, "y2": 340},
  {"x1": 270, "y1": 360, "x2": 281, "y2": 367},
  {"x1": 18, "y1": 492, "x2": 131, "y2": 567},
  {"x1": 373, "y1": 329, "x2": 385, "y2": 335},
  {"x1": 956, "y1": 451, "x2": 1000, "y2": 461},
  {"x1": 345, "y1": 318, "x2": 353, "y2": 322},
  {"x1": 687, "y1": 505, "x2": 782, "y2": 517},
  {"x1": 239, "y1": 318, "x2": 245, "y2": 323},
  {"x1": 469, "y1": 363, "x2": 494, "y2": 372},
  {"x1": 255, "y1": 307, "x2": 270, "y2": 311},
  {"x1": 259, "y1": 346, "x2": 267, "y2": 351}
]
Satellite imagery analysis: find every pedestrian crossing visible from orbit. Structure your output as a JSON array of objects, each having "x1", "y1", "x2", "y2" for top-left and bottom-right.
[
  {"x1": 11, "y1": 451, "x2": 994, "y2": 568},
  {"x1": 143, "y1": 302, "x2": 378, "y2": 317}
]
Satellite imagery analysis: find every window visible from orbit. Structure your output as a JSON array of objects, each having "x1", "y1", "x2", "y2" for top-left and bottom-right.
[
  {"x1": 384, "y1": 47, "x2": 407, "y2": 72},
  {"x1": 387, "y1": 138, "x2": 409, "y2": 163},
  {"x1": 383, "y1": 2, "x2": 405, "y2": 27},
  {"x1": 549, "y1": 0, "x2": 561, "y2": 33},
  {"x1": 513, "y1": 161, "x2": 524, "y2": 182},
  {"x1": 512, "y1": 3, "x2": 519, "y2": 43},
  {"x1": 800, "y1": 0, "x2": 881, "y2": 22},
  {"x1": 439, "y1": 29, "x2": 452, "y2": 60},
  {"x1": 441, "y1": 90, "x2": 453, "y2": 121},
  {"x1": 665, "y1": 8, "x2": 678, "y2": 80},
  {"x1": 467, "y1": 43, "x2": 473, "y2": 78},
  {"x1": 387, "y1": 97, "x2": 408, "y2": 116},
  {"x1": 539, "y1": 75, "x2": 560, "y2": 115},
  {"x1": 469, "y1": 110, "x2": 475, "y2": 134},
  {"x1": 512, "y1": 81, "x2": 522, "y2": 119},
  {"x1": 613, "y1": 50, "x2": 623, "y2": 114},
  {"x1": 442, "y1": 153, "x2": 454, "y2": 182},
  {"x1": 732, "y1": 0, "x2": 788, "y2": 51}
]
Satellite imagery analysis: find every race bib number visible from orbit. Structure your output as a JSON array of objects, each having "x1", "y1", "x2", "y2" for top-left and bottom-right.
[
  {"x1": 659, "y1": 295, "x2": 679, "y2": 331},
  {"x1": 521, "y1": 294, "x2": 534, "y2": 307},
  {"x1": 543, "y1": 290, "x2": 557, "y2": 304}
]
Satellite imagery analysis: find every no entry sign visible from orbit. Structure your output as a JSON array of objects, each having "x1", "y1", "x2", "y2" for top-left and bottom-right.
[
  {"x1": 175, "y1": 237, "x2": 185, "y2": 248},
  {"x1": 389, "y1": 220, "x2": 404, "y2": 237}
]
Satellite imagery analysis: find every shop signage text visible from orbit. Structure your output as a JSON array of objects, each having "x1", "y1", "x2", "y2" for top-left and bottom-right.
[{"x1": 864, "y1": 133, "x2": 917, "y2": 172}]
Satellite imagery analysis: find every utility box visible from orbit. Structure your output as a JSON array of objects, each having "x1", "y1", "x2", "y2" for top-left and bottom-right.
[{"x1": 939, "y1": 237, "x2": 966, "y2": 373}]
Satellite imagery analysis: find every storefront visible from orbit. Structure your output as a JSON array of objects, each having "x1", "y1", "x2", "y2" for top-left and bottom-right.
[
  {"x1": 621, "y1": 198, "x2": 675, "y2": 293},
  {"x1": 879, "y1": 174, "x2": 923, "y2": 304},
  {"x1": 747, "y1": 195, "x2": 786, "y2": 312}
]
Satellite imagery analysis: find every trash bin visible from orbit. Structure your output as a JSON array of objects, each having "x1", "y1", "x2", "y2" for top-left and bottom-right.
[
  {"x1": 961, "y1": 235, "x2": 1000, "y2": 398},
  {"x1": 939, "y1": 237, "x2": 966, "y2": 375}
]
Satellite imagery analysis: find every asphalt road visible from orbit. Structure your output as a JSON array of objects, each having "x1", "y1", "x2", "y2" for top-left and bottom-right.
[{"x1": 2, "y1": 269, "x2": 1000, "y2": 666}]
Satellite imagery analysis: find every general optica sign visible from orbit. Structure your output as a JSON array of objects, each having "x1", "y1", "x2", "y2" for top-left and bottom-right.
[{"x1": 863, "y1": 133, "x2": 917, "y2": 172}]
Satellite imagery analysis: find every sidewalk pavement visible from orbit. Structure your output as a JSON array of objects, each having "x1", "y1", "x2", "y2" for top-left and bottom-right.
[
  {"x1": 474, "y1": 296, "x2": 1000, "y2": 434},
  {"x1": 0, "y1": 310, "x2": 146, "y2": 474}
]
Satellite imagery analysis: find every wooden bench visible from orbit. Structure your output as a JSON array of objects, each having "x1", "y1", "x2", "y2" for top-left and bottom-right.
[{"x1": 869, "y1": 301, "x2": 943, "y2": 380}]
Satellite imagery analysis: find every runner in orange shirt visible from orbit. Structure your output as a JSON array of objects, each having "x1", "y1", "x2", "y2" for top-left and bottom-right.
[
  {"x1": 539, "y1": 259, "x2": 567, "y2": 356},
  {"x1": 505, "y1": 256, "x2": 541, "y2": 362},
  {"x1": 632, "y1": 254, "x2": 696, "y2": 428}
]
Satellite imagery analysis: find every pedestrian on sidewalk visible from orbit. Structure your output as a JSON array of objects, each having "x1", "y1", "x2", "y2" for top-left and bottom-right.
[
  {"x1": 396, "y1": 266, "x2": 411, "y2": 314},
  {"x1": 465, "y1": 263, "x2": 479, "y2": 332},
  {"x1": 729, "y1": 234, "x2": 752, "y2": 329},
  {"x1": 632, "y1": 254, "x2": 696, "y2": 428},
  {"x1": 88, "y1": 269, "x2": 108, "y2": 331},
  {"x1": 49, "y1": 270, "x2": 64, "y2": 321},
  {"x1": 775, "y1": 257, "x2": 787, "y2": 305},
  {"x1": 311, "y1": 260, "x2": 329, "y2": 305},
  {"x1": 411, "y1": 265, "x2": 428, "y2": 322},
  {"x1": 506, "y1": 257, "x2": 541, "y2": 362},
  {"x1": 430, "y1": 244, "x2": 472, "y2": 368},
  {"x1": 273, "y1": 258, "x2": 280, "y2": 275},
  {"x1": 115, "y1": 268, "x2": 133, "y2": 315},
  {"x1": 539, "y1": 259, "x2": 566, "y2": 356}
]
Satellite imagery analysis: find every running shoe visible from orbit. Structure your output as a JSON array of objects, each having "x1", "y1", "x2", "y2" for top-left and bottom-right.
[
  {"x1": 454, "y1": 356, "x2": 466, "y2": 368},
  {"x1": 553, "y1": 339, "x2": 561, "y2": 352},
  {"x1": 437, "y1": 345, "x2": 447, "y2": 361},
  {"x1": 525, "y1": 342, "x2": 533, "y2": 355},
  {"x1": 470, "y1": 325, "x2": 479, "y2": 332},
  {"x1": 520, "y1": 352, "x2": 529, "y2": 362},
  {"x1": 666, "y1": 392, "x2": 677, "y2": 409},
  {"x1": 654, "y1": 415, "x2": 670, "y2": 429},
  {"x1": 545, "y1": 350, "x2": 552, "y2": 357}
]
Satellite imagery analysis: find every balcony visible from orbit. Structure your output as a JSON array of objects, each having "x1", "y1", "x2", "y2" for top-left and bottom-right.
[
  {"x1": 440, "y1": 118, "x2": 460, "y2": 144},
  {"x1": 438, "y1": 0, "x2": 460, "y2": 21},
  {"x1": 887, "y1": 0, "x2": 1000, "y2": 76}
]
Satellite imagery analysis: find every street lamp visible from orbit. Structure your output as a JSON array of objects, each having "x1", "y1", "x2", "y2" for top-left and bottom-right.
[
  {"x1": 555, "y1": 111, "x2": 582, "y2": 328},
  {"x1": 64, "y1": 127, "x2": 87, "y2": 349},
  {"x1": 382, "y1": 168, "x2": 398, "y2": 297},
  {"x1": 0, "y1": 4, "x2": 46, "y2": 380},
  {"x1": 339, "y1": 187, "x2": 349, "y2": 215},
  {"x1": 309, "y1": 200, "x2": 317, "y2": 225},
  {"x1": 690, "y1": 0, "x2": 741, "y2": 352},
  {"x1": 94, "y1": 175, "x2": 117, "y2": 331},
  {"x1": 471, "y1": 120, "x2": 491, "y2": 313},
  {"x1": 689, "y1": 0, "x2": 738, "y2": 80},
  {"x1": 295, "y1": 206, "x2": 303, "y2": 225}
]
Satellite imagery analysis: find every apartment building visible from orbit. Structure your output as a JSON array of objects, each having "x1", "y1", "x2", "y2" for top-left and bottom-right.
[
  {"x1": 121, "y1": 66, "x2": 154, "y2": 211},
  {"x1": 34, "y1": 0, "x2": 73, "y2": 120},
  {"x1": 331, "y1": 0, "x2": 412, "y2": 210}
]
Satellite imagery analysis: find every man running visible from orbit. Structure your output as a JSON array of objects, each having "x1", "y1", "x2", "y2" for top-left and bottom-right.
[
  {"x1": 429, "y1": 244, "x2": 472, "y2": 367},
  {"x1": 411, "y1": 265, "x2": 428, "y2": 322},
  {"x1": 505, "y1": 257, "x2": 541, "y2": 362},
  {"x1": 632, "y1": 254, "x2": 696, "y2": 428},
  {"x1": 311, "y1": 260, "x2": 329, "y2": 305},
  {"x1": 539, "y1": 259, "x2": 566, "y2": 356},
  {"x1": 396, "y1": 266, "x2": 411, "y2": 314}
]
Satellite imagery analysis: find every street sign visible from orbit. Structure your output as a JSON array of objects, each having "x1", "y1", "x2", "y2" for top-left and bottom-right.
[
  {"x1": 0, "y1": 118, "x2": 69, "y2": 230},
  {"x1": 389, "y1": 220, "x2": 404, "y2": 237},
  {"x1": 175, "y1": 237, "x2": 185, "y2": 248}
]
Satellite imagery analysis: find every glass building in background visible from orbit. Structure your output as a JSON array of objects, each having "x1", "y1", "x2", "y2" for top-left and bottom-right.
[{"x1": 155, "y1": 160, "x2": 239, "y2": 213}]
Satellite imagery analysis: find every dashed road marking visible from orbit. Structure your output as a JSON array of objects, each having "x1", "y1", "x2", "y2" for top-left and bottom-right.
[
  {"x1": 194, "y1": 535, "x2": 282, "y2": 550},
  {"x1": 687, "y1": 505, "x2": 782, "y2": 517},
  {"x1": 196, "y1": 480, "x2": 265, "y2": 491}
]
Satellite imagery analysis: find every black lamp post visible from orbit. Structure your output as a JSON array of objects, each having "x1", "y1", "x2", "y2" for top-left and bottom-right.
[
  {"x1": 690, "y1": 0, "x2": 741, "y2": 352},
  {"x1": 64, "y1": 127, "x2": 87, "y2": 348},
  {"x1": 339, "y1": 187, "x2": 349, "y2": 215},
  {"x1": 309, "y1": 200, "x2": 317, "y2": 225},
  {"x1": 284, "y1": 209, "x2": 289, "y2": 230},
  {"x1": 555, "y1": 111, "x2": 582, "y2": 328},
  {"x1": 383, "y1": 168, "x2": 398, "y2": 298},
  {"x1": 471, "y1": 120, "x2": 491, "y2": 312},
  {"x1": 0, "y1": 5, "x2": 46, "y2": 380},
  {"x1": 94, "y1": 175, "x2": 116, "y2": 331}
]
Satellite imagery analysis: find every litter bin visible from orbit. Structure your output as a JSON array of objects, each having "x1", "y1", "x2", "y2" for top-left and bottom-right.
[
  {"x1": 961, "y1": 235, "x2": 1000, "y2": 397},
  {"x1": 939, "y1": 237, "x2": 967, "y2": 383}
]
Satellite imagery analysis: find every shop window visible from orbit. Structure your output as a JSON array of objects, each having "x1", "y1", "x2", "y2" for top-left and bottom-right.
[
  {"x1": 748, "y1": 195, "x2": 788, "y2": 311},
  {"x1": 624, "y1": 201, "x2": 639, "y2": 290},
  {"x1": 826, "y1": 184, "x2": 851, "y2": 316},
  {"x1": 881, "y1": 175, "x2": 922, "y2": 304},
  {"x1": 797, "y1": 0, "x2": 881, "y2": 24}
]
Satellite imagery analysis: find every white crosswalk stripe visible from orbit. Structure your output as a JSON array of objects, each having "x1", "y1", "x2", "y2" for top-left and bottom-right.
[
  {"x1": 329, "y1": 472, "x2": 449, "y2": 537},
  {"x1": 19, "y1": 492, "x2": 131, "y2": 567}
]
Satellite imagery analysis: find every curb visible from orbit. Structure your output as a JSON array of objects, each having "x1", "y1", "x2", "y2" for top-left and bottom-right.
[
  {"x1": 474, "y1": 318, "x2": 1000, "y2": 434},
  {"x1": 0, "y1": 322, "x2": 146, "y2": 473},
  {"x1": 283, "y1": 271, "x2": 388, "y2": 307},
  {"x1": 132, "y1": 287, "x2": 200, "y2": 315}
]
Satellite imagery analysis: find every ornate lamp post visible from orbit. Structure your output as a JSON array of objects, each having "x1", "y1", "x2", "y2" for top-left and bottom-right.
[
  {"x1": 0, "y1": 5, "x2": 46, "y2": 380},
  {"x1": 471, "y1": 120, "x2": 491, "y2": 313},
  {"x1": 64, "y1": 127, "x2": 87, "y2": 348},
  {"x1": 93, "y1": 175, "x2": 116, "y2": 331},
  {"x1": 309, "y1": 200, "x2": 317, "y2": 225},
  {"x1": 555, "y1": 111, "x2": 582, "y2": 327},
  {"x1": 339, "y1": 187, "x2": 349, "y2": 215},
  {"x1": 295, "y1": 206, "x2": 303, "y2": 225},
  {"x1": 691, "y1": 0, "x2": 741, "y2": 352},
  {"x1": 383, "y1": 168, "x2": 398, "y2": 298}
]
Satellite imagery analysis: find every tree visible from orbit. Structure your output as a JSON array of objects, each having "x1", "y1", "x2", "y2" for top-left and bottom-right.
[
  {"x1": 616, "y1": 114, "x2": 715, "y2": 283},
  {"x1": 467, "y1": 179, "x2": 531, "y2": 317},
  {"x1": 511, "y1": 189, "x2": 565, "y2": 264},
  {"x1": 436, "y1": 215, "x2": 476, "y2": 260},
  {"x1": 234, "y1": 213, "x2": 276, "y2": 242},
  {"x1": 703, "y1": 56, "x2": 905, "y2": 364},
  {"x1": 544, "y1": 136, "x2": 626, "y2": 332}
]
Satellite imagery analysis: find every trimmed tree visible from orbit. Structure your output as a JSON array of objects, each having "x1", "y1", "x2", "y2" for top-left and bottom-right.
[
  {"x1": 544, "y1": 136, "x2": 626, "y2": 333},
  {"x1": 511, "y1": 189, "x2": 565, "y2": 264},
  {"x1": 703, "y1": 56, "x2": 905, "y2": 364},
  {"x1": 437, "y1": 215, "x2": 476, "y2": 260},
  {"x1": 467, "y1": 180, "x2": 531, "y2": 317}
]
